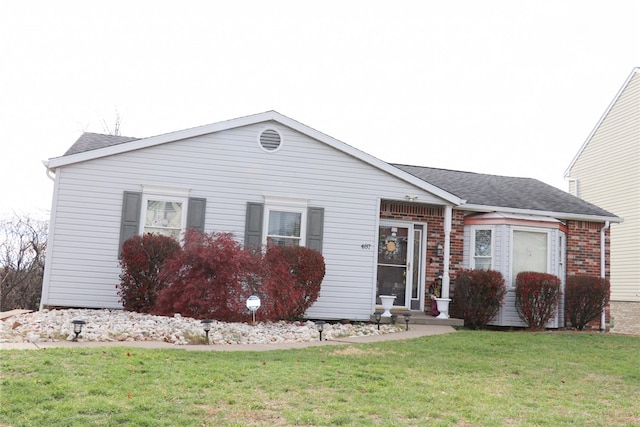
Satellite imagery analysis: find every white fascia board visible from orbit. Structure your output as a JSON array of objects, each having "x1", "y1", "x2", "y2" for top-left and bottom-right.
[
  {"x1": 564, "y1": 67, "x2": 640, "y2": 179},
  {"x1": 458, "y1": 203, "x2": 623, "y2": 223},
  {"x1": 46, "y1": 110, "x2": 464, "y2": 205},
  {"x1": 46, "y1": 111, "x2": 280, "y2": 170},
  {"x1": 273, "y1": 114, "x2": 464, "y2": 205}
]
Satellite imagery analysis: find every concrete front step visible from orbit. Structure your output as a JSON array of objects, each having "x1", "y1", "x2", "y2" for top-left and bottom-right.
[{"x1": 370, "y1": 311, "x2": 463, "y2": 327}]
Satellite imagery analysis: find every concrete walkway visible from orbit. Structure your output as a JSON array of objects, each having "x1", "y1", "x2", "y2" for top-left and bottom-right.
[{"x1": 0, "y1": 324, "x2": 455, "y2": 352}]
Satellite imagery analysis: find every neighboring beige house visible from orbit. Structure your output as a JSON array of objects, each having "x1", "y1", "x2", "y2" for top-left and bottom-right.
[{"x1": 565, "y1": 67, "x2": 640, "y2": 335}]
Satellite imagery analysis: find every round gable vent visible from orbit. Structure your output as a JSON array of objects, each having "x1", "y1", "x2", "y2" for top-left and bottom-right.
[{"x1": 259, "y1": 128, "x2": 282, "y2": 151}]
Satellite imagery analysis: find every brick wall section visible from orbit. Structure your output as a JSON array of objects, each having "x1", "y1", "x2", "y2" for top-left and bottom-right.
[
  {"x1": 566, "y1": 220, "x2": 611, "y2": 329},
  {"x1": 379, "y1": 202, "x2": 464, "y2": 305}
]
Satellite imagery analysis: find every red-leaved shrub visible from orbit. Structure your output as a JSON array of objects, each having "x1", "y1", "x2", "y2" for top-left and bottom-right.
[
  {"x1": 117, "y1": 233, "x2": 181, "y2": 313},
  {"x1": 455, "y1": 269, "x2": 506, "y2": 329},
  {"x1": 515, "y1": 272, "x2": 561, "y2": 330},
  {"x1": 257, "y1": 245, "x2": 325, "y2": 321},
  {"x1": 152, "y1": 231, "x2": 326, "y2": 322},
  {"x1": 565, "y1": 275, "x2": 610, "y2": 330},
  {"x1": 153, "y1": 230, "x2": 250, "y2": 321}
]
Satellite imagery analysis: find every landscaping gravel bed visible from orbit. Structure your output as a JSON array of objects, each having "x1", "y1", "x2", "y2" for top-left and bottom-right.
[{"x1": 0, "y1": 309, "x2": 400, "y2": 345}]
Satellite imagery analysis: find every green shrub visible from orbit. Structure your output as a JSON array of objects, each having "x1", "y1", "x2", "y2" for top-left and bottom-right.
[
  {"x1": 455, "y1": 269, "x2": 506, "y2": 329},
  {"x1": 565, "y1": 275, "x2": 610, "y2": 330},
  {"x1": 515, "y1": 272, "x2": 561, "y2": 330}
]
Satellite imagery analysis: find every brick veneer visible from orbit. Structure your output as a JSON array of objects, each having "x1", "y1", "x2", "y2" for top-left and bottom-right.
[
  {"x1": 566, "y1": 220, "x2": 611, "y2": 329},
  {"x1": 379, "y1": 202, "x2": 464, "y2": 304},
  {"x1": 379, "y1": 205, "x2": 613, "y2": 328}
]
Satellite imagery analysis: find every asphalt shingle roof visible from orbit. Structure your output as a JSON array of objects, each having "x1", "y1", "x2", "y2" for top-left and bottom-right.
[
  {"x1": 63, "y1": 132, "x2": 138, "y2": 156},
  {"x1": 393, "y1": 163, "x2": 617, "y2": 218},
  {"x1": 60, "y1": 132, "x2": 617, "y2": 219}
]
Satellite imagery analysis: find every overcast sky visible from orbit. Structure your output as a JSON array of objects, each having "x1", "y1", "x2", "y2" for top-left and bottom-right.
[{"x1": 1, "y1": 1, "x2": 638, "y2": 220}]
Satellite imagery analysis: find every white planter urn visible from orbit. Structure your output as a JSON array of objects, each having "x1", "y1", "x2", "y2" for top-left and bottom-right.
[
  {"x1": 379, "y1": 295, "x2": 396, "y2": 317},
  {"x1": 435, "y1": 298, "x2": 452, "y2": 319}
]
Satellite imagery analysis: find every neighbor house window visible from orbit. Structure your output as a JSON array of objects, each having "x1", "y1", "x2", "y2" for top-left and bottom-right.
[
  {"x1": 472, "y1": 228, "x2": 493, "y2": 270},
  {"x1": 263, "y1": 197, "x2": 307, "y2": 247},
  {"x1": 511, "y1": 229, "x2": 549, "y2": 287}
]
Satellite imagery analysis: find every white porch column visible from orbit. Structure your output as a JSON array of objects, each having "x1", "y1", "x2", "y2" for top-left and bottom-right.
[
  {"x1": 441, "y1": 205, "x2": 452, "y2": 299},
  {"x1": 435, "y1": 205, "x2": 453, "y2": 319}
]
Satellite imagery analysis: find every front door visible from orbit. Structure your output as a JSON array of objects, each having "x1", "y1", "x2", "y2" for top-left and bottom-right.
[{"x1": 376, "y1": 223, "x2": 425, "y2": 310}]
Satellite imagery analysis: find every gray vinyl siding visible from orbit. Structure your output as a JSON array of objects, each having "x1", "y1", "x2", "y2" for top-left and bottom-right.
[
  {"x1": 42, "y1": 122, "x2": 448, "y2": 319},
  {"x1": 567, "y1": 70, "x2": 639, "y2": 302}
]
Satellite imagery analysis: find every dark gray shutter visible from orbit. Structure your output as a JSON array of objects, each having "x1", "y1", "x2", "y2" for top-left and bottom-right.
[
  {"x1": 306, "y1": 207, "x2": 324, "y2": 253},
  {"x1": 187, "y1": 197, "x2": 206, "y2": 232},
  {"x1": 119, "y1": 191, "x2": 142, "y2": 256},
  {"x1": 245, "y1": 202, "x2": 264, "y2": 249}
]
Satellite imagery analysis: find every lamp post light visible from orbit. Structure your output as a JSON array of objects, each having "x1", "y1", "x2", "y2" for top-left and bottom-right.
[
  {"x1": 315, "y1": 321, "x2": 326, "y2": 341},
  {"x1": 71, "y1": 320, "x2": 86, "y2": 342},
  {"x1": 373, "y1": 311, "x2": 382, "y2": 330},
  {"x1": 403, "y1": 312, "x2": 412, "y2": 331},
  {"x1": 201, "y1": 319, "x2": 213, "y2": 344}
]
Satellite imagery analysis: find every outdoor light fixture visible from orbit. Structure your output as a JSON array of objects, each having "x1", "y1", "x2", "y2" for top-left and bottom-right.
[
  {"x1": 374, "y1": 311, "x2": 382, "y2": 330},
  {"x1": 201, "y1": 319, "x2": 213, "y2": 344},
  {"x1": 315, "y1": 321, "x2": 326, "y2": 341},
  {"x1": 71, "y1": 320, "x2": 86, "y2": 342},
  {"x1": 436, "y1": 242, "x2": 444, "y2": 257},
  {"x1": 403, "y1": 312, "x2": 411, "y2": 331}
]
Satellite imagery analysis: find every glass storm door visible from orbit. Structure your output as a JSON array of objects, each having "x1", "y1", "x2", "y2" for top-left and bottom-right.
[{"x1": 376, "y1": 224, "x2": 424, "y2": 310}]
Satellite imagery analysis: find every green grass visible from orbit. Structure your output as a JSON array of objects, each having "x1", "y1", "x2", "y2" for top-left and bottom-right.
[{"x1": 1, "y1": 331, "x2": 639, "y2": 426}]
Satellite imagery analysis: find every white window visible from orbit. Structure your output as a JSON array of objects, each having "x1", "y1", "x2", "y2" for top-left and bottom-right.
[
  {"x1": 472, "y1": 228, "x2": 493, "y2": 270},
  {"x1": 140, "y1": 186, "x2": 189, "y2": 240},
  {"x1": 511, "y1": 229, "x2": 550, "y2": 287},
  {"x1": 263, "y1": 197, "x2": 308, "y2": 247}
]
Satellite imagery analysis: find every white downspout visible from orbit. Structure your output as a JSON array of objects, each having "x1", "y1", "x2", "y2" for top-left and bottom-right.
[
  {"x1": 600, "y1": 221, "x2": 610, "y2": 332},
  {"x1": 40, "y1": 162, "x2": 55, "y2": 310}
]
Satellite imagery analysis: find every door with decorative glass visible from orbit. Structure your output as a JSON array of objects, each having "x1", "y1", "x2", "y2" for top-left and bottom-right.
[{"x1": 376, "y1": 223, "x2": 425, "y2": 310}]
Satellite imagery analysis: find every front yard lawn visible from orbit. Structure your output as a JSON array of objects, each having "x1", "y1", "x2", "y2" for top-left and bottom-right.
[{"x1": 1, "y1": 330, "x2": 638, "y2": 426}]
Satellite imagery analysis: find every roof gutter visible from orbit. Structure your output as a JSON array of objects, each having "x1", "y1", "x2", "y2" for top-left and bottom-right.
[
  {"x1": 43, "y1": 160, "x2": 55, "y2": 181},
  {"x1": 456, "y1": 203, "x2": 622, "y2": 224}
]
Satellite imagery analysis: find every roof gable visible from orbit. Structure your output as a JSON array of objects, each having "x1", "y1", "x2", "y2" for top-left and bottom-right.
[
  {"x1": 565, "y1": 67, "x2": 640, "y2": 178},
  {"x1": 46, "y1": 111, "x2": 464, "y2": 205},
  {"x1": 46, "y1": 111, "x2": 620, "y2": 222}
]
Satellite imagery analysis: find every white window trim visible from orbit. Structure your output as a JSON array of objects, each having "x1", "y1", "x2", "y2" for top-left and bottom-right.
[
  {"x1": 509, "y1": 227, "x2": 552, "y2": 289},
  {"x1": 470, "y1": 225, "x2": 494, "y2": 270},
  {"x1": 140, "y1": 186, "x2": 190, "y2": 238},
  {"x1": 262, "y1": 196, "x2": 308, "y2": 246}
]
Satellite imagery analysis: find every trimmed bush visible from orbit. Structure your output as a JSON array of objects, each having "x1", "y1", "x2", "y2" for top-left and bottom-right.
[
  {"x1": 117, "y1": 233, "x2": 181, "y2": 313},
  {"x1": 515, "y1": 272, "x2": 561, "y2": 331},
  {"x1": 259, "y1": 245, "x2": 325, "y2": 321},
  {"x1": 565, "y1": 275, "x2": 610, "y2": 330},
  {"x1": 152, "y1": 230, "x2": 326, "y2": 322},
  {"x1": 455, "y1": 269, "x2": 506, "y2": 329},
  {"x1": 153, "y1": 230, "x2": 250, "y2": 321}
]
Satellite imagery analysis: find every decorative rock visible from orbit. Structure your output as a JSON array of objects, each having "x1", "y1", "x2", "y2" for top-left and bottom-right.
[{"x1": 0, "y1": 309, "x2": 402, "y2": 345}]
